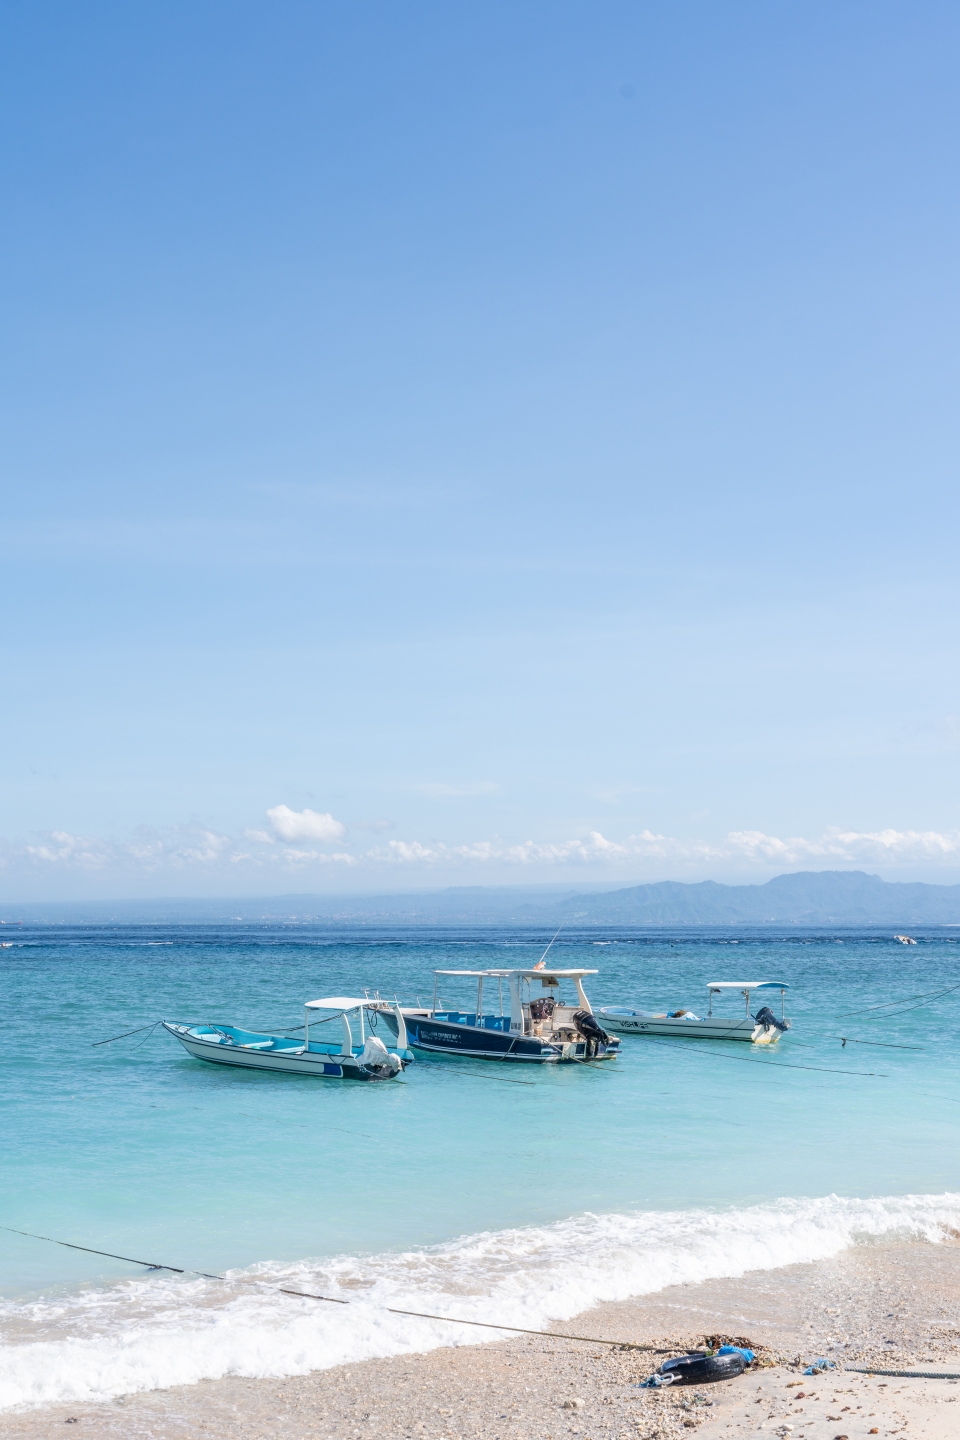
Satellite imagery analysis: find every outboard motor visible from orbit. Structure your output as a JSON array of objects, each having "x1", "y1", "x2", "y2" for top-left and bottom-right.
[
  {"x1": 752, "y1": 1005, "x2": 790, "y2": 1045},
  {"x1": 753, "y1": 1005, "x2": 789, "y2": 1033},
  {"x1": 572, "y1": 1009, "x2": 609, "y2": 1057},
  {"x1": 359, "y1": 1035, "x2": 403, "y2": 1077}
]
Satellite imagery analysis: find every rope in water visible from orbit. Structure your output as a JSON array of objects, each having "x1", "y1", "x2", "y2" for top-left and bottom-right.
[
  {"x1": 837, "y1": 1038, "x2": 924, "y2": 1050},
  {"x1": 835, "y1": 980, "x2": 960, "y2": 1019},
  {"x1": 0, "y1": 1226, "x2": 665, "y2": 1353},
  {"x1": 91, "y1": 1024, "x2": 158, "y2": 1047},
  {"x1": 93, "y1": 1012, "x2": 348, "y2": 1047},
  {"x1": 634, "y1": 1034, "x2": 887, "y2": 1077}
]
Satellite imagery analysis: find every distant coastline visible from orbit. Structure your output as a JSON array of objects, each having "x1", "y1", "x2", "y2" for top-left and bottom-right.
[{"x1": 4, "y1": 868, "x2": 960, "y2": 926}]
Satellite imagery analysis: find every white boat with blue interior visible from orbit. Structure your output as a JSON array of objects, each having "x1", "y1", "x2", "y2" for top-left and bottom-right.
[
  {"x1": 377, "y1": 968, "x2": 619, "y2": 1062},
  {"x1": 162, "y1": 996, "x2": 413, "y2": 1080},
  {"x1": 598, "y1": 980, "x2": 791, "y2": 1044}
]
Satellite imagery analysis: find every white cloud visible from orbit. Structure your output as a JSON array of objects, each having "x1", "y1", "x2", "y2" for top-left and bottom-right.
[
  {"x1": 382, "y1": 840, "x2": 443, "y2": 862},
  {"x1": 348, "y1": 826, "x2": 960, "y2": 870},
  {"x1": 15, "y1": 825, "x2": 235, "y2": 874},
  {"x1": 4, "y1": 818, "x2": 960, "y2": 886},
  {"x1": 24, "y1": 831, "x2": 112, "y2": 870},
  {"x1": 277, "y1": 847, "x2": 358, "y2": 866},
  {"x1": 265, "y1": 806, "x2": 346, "y2": 843},
  {"x1": 723, "y1": 827, "x2": 960, "y2": 865}
]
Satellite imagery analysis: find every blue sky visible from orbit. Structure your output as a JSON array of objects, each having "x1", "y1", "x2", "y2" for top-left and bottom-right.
[{"x1": 2, "y1": 1, "x2": 960, "y2": 897}]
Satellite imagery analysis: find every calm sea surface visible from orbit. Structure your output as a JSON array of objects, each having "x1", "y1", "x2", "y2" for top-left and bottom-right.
[{"x1": 2, "y1": 924, "x2": 959, "y2": 1407}]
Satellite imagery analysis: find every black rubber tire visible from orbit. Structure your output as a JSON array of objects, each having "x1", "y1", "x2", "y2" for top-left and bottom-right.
[{"x1": 659, "y1": 1352, "x2": 746, "y2": 1385}]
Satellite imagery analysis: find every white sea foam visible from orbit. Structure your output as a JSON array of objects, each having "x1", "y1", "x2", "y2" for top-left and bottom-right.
[{"x1": 2, "y1": 1191, "x2": 958, "y2": 1410}]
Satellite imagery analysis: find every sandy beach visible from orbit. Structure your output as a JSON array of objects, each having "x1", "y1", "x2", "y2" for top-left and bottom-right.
[{"x1": 4, "y1": 1238, "x2": 958, "y2": 1440}]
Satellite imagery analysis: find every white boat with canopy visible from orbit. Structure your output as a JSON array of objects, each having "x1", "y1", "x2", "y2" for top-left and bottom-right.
[
  {"x1": 377, "y1": 967, "x2": 620, "y2": 1062},
  {"x1": 598, "y1": 980, "x2": 791, "y2": 1044},
  {"x1": 162, "y1": 996, "x2": 413, "y2": 1079}
]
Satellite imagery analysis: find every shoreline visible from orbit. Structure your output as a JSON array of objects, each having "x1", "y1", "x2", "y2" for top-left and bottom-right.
[{"x1": 2, "y1": 1238, "x2": 959, "y2": 1438}]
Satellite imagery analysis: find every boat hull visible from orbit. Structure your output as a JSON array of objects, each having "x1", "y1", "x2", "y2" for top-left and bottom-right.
[
  {"x1": 598, "y1": 1010, "x2": 781, "y2": 1043},
  {"x1": 162, "y1": 1023, "x2": 408, "y2": 1079},
  {"x1": 385, "y1": 1012, "x2": 619, "y2": 1062}
]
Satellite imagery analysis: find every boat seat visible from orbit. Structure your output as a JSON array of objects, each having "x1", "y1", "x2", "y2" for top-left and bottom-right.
[{"x1": 240, "y1": 1040, "x2": 274, "y2": 1049}]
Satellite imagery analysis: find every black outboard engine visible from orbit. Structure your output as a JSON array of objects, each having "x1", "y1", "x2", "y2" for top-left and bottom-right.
[
  {"x1": 753, "y1": 1005, "x2": 790, "y2": 1033},
  {"x1": 572, "y1": 1009, "x2": 610, "y2": 1057}
]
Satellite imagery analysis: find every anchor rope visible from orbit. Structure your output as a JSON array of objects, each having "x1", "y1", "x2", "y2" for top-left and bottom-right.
[
  {"x1": 837, "y1": 1037, "x2": 924, "y2": 1050},
  {"x1": 845, "y1": 1367, "x2": 960, "y2": 1379},
  {"x1": 0, "y1": 1226, "x2": 666, "y2": 1353},
  {"x1": 633, "y1": 1034, "x2": 887, "y2": 1077},
  {"x1": 834, "y1": 980, "x2": 960, "y2": 1019},
  {"x1": 91, "y1": 1024, "x2": 158, "y2": 1047}
]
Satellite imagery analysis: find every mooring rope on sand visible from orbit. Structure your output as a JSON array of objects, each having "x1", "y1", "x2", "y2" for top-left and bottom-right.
[
  {"x1": 0, "y1": 1225, "x2": 667, "y2": 1353},
  {"x1": 845, "y1": 1367, "x2": 960, "y2": 1379}
]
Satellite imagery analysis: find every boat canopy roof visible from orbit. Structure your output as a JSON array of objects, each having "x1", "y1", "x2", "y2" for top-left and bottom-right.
[
  {"x1": 706, "y1": 980, "x2": 789, "y2": 991},
  {"x1": 433, "y1": 968, "x2": 597, "y2": 979},
  {"x1": 305, "y1": 996, "x2": 385, "y2": 1011}
]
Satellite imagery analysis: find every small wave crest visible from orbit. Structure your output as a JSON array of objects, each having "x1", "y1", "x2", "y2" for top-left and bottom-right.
[{"x1": 2, "y1": 1191, "x2": 958, "y2": 1410}]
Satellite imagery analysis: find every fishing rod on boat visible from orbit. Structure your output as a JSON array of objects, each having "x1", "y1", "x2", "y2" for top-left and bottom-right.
[
  {"x1": 0, "y1": 1225, "x2": 671, "y2": 1354},
  {"x1": 533, "y1": 926, "x2": 563, "y2": 969}
]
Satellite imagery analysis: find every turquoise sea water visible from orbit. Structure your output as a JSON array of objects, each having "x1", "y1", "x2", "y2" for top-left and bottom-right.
[{"x1": 2, "y1": 924, "x2": 960, "y2": 1408}]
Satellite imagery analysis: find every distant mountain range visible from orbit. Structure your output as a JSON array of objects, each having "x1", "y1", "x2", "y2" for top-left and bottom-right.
[
  {"x1": 551, "y1": 870, "x2": 960, "y2": 925},
  {"x1": 4, "y1": 870, "x2": 960, "y2": 926}
]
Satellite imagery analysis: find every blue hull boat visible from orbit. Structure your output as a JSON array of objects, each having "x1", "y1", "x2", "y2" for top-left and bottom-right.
[
  {"x1": 398, "y1": 1011, "x2": 567, "y2": 1061},
  {"x1": 378, "y1": 967, "x2": 619, "y2": 1064}
]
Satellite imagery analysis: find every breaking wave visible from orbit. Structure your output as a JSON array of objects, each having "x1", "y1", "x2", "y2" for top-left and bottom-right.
[{"x1": 2, "y1": 1190, "x2": 958, "y2": 1410}]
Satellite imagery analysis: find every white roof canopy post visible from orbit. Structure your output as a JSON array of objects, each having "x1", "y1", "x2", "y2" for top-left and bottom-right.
[
  {"x1": 507, "y1": 973, "x2": 524, "y2": 1035},
  {"x1": 706, "y1": 981, "x2": 790, "y2": 1020},
  {"x1": 300, "y1": 997, "x2": 412, "y2": 1059},
  {"x1": 304, "y1": 1006, "x2": 310, "y2": 1050},
  {"x1": 391, "y1": 1001, "x2": 408, "y2": 1050},
  {"x1": 427, "y1": 968, "x2": 601, "y2": 1033}
]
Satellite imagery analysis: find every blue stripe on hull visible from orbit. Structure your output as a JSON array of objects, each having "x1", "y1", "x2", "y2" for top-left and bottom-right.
[
  {"x1": 403, "y1": 1018, "x2": 560, "y2": 1062},
  {"x1": 189, "y1": 1052, "x2": 351, "y2": 1079}
]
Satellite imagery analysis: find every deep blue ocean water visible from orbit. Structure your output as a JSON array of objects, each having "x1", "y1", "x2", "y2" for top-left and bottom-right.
[{"x1": 2, "y1": 924, "x2": 959, "y2": 1408}]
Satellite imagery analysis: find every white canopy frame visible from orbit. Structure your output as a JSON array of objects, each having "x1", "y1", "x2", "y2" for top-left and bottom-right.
[
  {"x1": 705, "y1": 981, "x2": 790, "y2": 1018},
  {"x1": 430, "y1": 968, "x2": 598, "y2": 1029},
  {"x1": 303, "y1": 996, "x2": 408, "y2": 1054}
]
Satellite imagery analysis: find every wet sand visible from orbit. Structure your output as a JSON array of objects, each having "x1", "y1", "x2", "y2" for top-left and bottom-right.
[{"x1": 3, "y1": 1240, "x2": 959, "y2": 1439}]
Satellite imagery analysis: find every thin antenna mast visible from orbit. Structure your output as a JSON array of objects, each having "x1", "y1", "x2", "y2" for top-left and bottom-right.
[{"x1": 533, "y1": 926, "x2": 562, "y2": 969}]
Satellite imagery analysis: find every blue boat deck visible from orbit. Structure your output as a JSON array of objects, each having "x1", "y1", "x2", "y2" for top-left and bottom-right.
[
  {"x1": 187, "y1": 1024, "x2": 368, "y2": 1057},
  {"x1": 430, "y1": 1012, "x2": 512, "y2": 1032}
]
